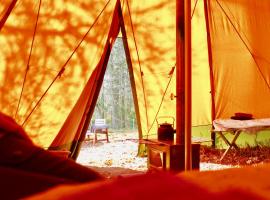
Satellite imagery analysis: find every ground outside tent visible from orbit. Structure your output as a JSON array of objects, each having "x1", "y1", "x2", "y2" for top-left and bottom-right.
[{"x1": 77, "y1": 131, "x2": 270, "y2": 178}]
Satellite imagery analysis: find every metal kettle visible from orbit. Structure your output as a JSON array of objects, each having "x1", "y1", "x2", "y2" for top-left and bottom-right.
[{"x1": 156, "y1": 116, "x2": 176, "y2": 141}]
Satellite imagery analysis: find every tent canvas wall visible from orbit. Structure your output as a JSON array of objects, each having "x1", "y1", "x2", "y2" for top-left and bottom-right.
[{"x1": 1, "y1": 0, "x2": 270, "y2": 159}]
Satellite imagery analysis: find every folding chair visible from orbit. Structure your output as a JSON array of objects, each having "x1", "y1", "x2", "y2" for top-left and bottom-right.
[{"x1": 91, "y1": 119, "x2": 109, "y2": 144}]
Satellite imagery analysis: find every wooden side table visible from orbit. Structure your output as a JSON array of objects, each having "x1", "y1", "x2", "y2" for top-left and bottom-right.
[{"x1": 146, "y1": 139, "x2": 200, "y2": 172}]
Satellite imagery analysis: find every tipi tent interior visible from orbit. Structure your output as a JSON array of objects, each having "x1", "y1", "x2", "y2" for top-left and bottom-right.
[{"x1": 2, "y1": 0, "x2": 270, "y2": 199}]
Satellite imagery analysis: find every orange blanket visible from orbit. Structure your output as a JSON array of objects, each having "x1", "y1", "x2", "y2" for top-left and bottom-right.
[{"x1": 26, "y1": 164, "x2": 270, "y2": 200}]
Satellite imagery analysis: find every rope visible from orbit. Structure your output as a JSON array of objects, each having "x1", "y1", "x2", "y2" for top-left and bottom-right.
[
  {"x1": 22, "y1": 0, "x2": 112, "y2": 126},
  {"x1": 0, "y1": 0, "x2": 18, "y2": 32},
  {"x1": 191, "y1": 0, "x2": 199, "y2": 19},
  {"x1": 15, "y1": 0, "x2": 42, "y2": 118},
  {"x1": 145, "y1": 65, "x2": 176, "y2": 139},
  {"x1": 215, "y1": 0, "x2": 270, "y2": 91},
  {"x1": 125, "y1": 0, "x2": 149, "y2": 128}
]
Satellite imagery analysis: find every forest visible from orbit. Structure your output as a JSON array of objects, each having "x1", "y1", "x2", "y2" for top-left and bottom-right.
[{"x1": 91, "y1": 38, "x2": 137, "y2": 131}]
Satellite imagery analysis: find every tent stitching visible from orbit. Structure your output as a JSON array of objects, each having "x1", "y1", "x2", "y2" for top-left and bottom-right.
[
  {"x1": 15, "y1": 0, "x2": 42, "y2": 119},
  {"x1": 22, "y1": 0, "x2": 112, "y2": 126}
]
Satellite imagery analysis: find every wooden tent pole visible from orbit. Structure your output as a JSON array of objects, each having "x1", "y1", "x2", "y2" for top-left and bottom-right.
[
  {"x1": 176, "y1": 0, "x2": 185, "y2": 145},
  {"x1": 69, "y1": 1, "x2": 121, "y2": 159},
  {"x1": 71, "y1": 45, "x2": 112, "y2": 160},
  {"x1": 184, "y1": 0, "x2": 192, "y2": 170},
  {"x1": 204, "y1": 0, "x2": 215, "y2": 121},
  {"x1": 176, "y1": 0, "x2": 192, "y2": 170},
  {"x1": 184, "y1": 0, "x2": 192, "y2": 171},
  {"x1": 118, "y1": 3, "x2": 143, "y2": 140},
  {"x1": 204, "y1": 0, "x2": 216, "y2": 147}
]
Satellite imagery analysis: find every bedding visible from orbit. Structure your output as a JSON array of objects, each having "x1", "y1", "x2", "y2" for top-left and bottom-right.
[{"x1": 25, "y1": 164, "x2": 270, "y2": 200}]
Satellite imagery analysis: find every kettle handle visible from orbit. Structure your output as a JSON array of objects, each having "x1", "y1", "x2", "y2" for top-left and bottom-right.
[{"x1": 156, "y1": 116, "x2": 175, "y2": 127}]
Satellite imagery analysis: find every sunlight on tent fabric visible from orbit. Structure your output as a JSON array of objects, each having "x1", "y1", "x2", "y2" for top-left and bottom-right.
[
  {"x1": 0, "y1": 1, "x2": 14, "y2": 20},
  {"x1": 0, "y1": 0, "x2": 118, "y2": 147},
  {"x1": 207, "y1": 0, "x2": 270, "y2": 119},
  {"x1": 2, "y1": 0, "x2": 270, "y2": 153},
  {"x1": 191, "y1": 0, "x2": 211, "y2": 126},
  {"x1": 121, "y1": 0, "x2": 176, "y2": 137}
]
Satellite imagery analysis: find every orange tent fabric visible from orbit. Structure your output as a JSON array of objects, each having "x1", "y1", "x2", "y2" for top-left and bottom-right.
[
  {"x1": 1, "y1": 0, "x2": 270, "y2": 155},
  {"x1": 205, "y1": 0, "x2": 270, "y2": 120},
  {"x1": 0, "y1": 0, "x2": 119, "y2": 151}
]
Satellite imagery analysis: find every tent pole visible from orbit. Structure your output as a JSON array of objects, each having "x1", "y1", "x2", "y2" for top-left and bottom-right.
[
  {"x1": 204, "y1": 0, "x2": 215, "y2": 121},
  {"x1": 68, "y1": 1, "x2": 122, "y2": 159},
  {"x1": 204, "y1": 0, "x2": 216, "y2": 147},
  {"x1": 118, "y1": 3, "x2": 143, "y2": 141},
  {"x1": 176, "y1": 0, "x2": 185, "y2": 145},
  {"x1": 184, "y1": 0, "x2": 192, "y2": 171},
  {"x1": 70, "y1": 43, "x2": 112, "y2": 160},
  {"x1": 176, "y1": 0, "x2": 192, "y2": 171}
]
